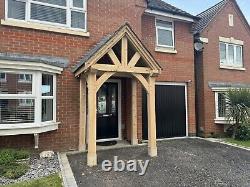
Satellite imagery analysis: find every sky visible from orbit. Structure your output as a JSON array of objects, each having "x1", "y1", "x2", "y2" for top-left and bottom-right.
[{"x1": 164, "y1": 0, "x2": 250, "y2": 23}]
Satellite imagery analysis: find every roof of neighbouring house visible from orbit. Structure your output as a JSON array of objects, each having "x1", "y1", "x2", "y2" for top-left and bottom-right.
[
  {"x1": 0, "y1": 52, "x2": 69, "y2": 68},
  {"x1": 193, "y1": 0, "x2": 228, "y2": 34},
  {"x1": 147, "y1": 0, "x2": 198, "y2": 20}
]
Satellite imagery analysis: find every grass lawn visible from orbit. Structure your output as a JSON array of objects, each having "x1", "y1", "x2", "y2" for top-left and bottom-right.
[
  {"x1": 225, "y1": 138, "x2": 250, "y2": 148},
  {"x1": 4, "y1": 174, "x2": 62, "y2": 187}
]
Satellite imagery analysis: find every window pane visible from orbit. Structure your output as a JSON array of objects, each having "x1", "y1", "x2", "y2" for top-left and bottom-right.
[
  {"x1": 219, "y1": 43, "x2": 226, "y2": 64},
  {"x1": 73, "y1": 0, "x2": 83, "y2": 8},
  {"x1": 0, "y1": 99, "x2": 35, "y2": 124},
  {"x1": 33, "y1": 0, "x2": 66, "y2": 6},
  {"x1": 71, "y1": 11, "x2": 86, "y2": 29},
  {"x1": 0, "y1": 73, "x2": 32, "y2": 95},
  {"x1": 42, "y1": 74, "x2": 53, "y2": 96},
  {"x1": 31, "y1": 4, "x2": 67, "y2": 24},
  {"x1": 157, "y1": 29, "x2": 173, "y2": 47},
  {"x1": 156, "y1": 20, "x2": 172, "y2": 29},
  {"x1": 228, "y1": 44, "x2": 234, "y2": 64},
  {"x1": 42, "y1": 99, "x2": 53, "y2": 122},
  {"x1": 8, "y1": 0, "x2": 26, "y2": 20},
  {"x1": 0, "y1": 73, "x2": 6, "y2": 81},
  {"x1": 218, "y1": 93, "x2": 226, "y2": 117},
  {"x1": 236, "y1": 46, "x2": 243, "y2": 66}
]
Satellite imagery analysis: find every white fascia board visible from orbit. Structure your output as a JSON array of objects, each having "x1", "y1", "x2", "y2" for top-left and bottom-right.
[
  {"x1": 0, "y1": 60, "x2": 63, "y2": 74},
  {"x1": 145, "y1": 9, "x2": 194, "y2": 22}
]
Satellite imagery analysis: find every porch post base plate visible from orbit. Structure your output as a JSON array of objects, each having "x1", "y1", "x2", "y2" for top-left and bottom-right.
[
  {"x1": 148, "y1": 147, "x2": 157, "y2": 157},
  {"x1": 131, "y1": 139, "x2": 138, "y2": 145},
  {"x1": 87, "y1": 153, "x2": 97, "y2": 167}
]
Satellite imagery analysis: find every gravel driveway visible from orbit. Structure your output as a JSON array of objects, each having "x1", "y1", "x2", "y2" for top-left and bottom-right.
[{"x1": 68, "y1": 138, "x2": 250, "y2": 187}]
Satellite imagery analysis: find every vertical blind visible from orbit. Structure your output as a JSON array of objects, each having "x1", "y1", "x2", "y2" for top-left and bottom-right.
[{"x1": 8, "y1": 0, "x2": 86, "y2": 30}]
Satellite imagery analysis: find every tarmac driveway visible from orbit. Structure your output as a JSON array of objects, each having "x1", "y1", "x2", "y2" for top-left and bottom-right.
[{"x1": 68, "y1": 138, "x2": 250, "y2": 187}]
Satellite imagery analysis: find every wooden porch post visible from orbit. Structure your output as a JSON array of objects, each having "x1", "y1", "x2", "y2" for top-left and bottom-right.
[
  {"x1": 131, "y1": 79, "x2": 138, "y2": 145},
  {"x1": 147, "y1": 76, "x2": 157, "y2": 157},
  {"x1": 87, "y1": 72, "x2": 97, "y2": 166},
  {"x1": 79, "y1": 76, "x2": 87, "y2": 151}
]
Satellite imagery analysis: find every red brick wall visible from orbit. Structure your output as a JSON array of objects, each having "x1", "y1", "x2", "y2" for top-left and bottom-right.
[
  {"x1": 141, "y1": 15, "x2": 196, "y2": 136},
  {"x1": 0, "y1": 0, "x2": 196, "y2": 150},
  {"x1": 198, "y1": 1, "x2": 250, "y2": 136}
]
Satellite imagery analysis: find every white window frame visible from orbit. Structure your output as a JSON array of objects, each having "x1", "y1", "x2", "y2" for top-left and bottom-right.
[
  {"x1": 18, "y1": 73, "x2": 32, "y2": 83},
  {"x1": 215, "y1": 92, "x2": 227, "y2": 121},
  {"x1": 5, "y1": 0, "x2": 87, "y2": 32},
  {"x1": 0, "y1": 73, "x2": 7, "y2": 82},
  {"x1": 0, "y1": 70, "x2": 56, "y2": 128},
  {"x1": 219, "y1": 42, "x2": 243, "y2": 68},
  {"x1": 155, "y1": 18, "x2": 175, "y2": 49}
]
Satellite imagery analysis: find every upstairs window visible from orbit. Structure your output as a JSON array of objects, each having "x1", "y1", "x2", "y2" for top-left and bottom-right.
[
  {"x1": 220, "y1": 42, "x2": 243, "y2": 68},
  {"x1": 156, "y1": 19, "x2": 174, "y2": 48},
  {"x1": 7, "y1": 0, "x2": 87, "y2": 30}
]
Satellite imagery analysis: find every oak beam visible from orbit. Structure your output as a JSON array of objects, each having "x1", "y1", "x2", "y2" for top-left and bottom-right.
[
  {"x1": 92, "y1": 64, "x2": 157, "y2": 74},
  {"x1": 108, "y1": 49, "x2": 121, "y2": 66},
  {"x1": 147, "y1": 77, "x2": 157, "y2": 157},
  {"x1": 131, "y1": 79, "x2": 138, "y2": 145},
  {"x1": 79, "y1": 76, "x2": 87, "y2": 151},
  {"x1": 132, "y1": 73, "x2": 149, "y2": 92},
  {"x1": 96, "y1": 72, "x2": 116, "y2": 91},
  {"x1": 87, "y1": 72, "x2": 97, "y2": 167},
  {"x1": 128, "y1": 52, "x2": 141, "y2": 67},
  {"x1": 121, "y1": 37, "x2": 128, "y2": 66}
]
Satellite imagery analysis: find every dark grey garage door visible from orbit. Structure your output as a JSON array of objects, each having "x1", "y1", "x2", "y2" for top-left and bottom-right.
[{"x1": 142, "y1": 84, "x2": 187, "y2": 139}]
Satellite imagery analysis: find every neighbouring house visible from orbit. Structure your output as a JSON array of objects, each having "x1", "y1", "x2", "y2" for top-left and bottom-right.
[
  {"x1": 194, "y1": 0, "x2": 250, "y2": 137},
  {"x1": 0, "y1": 0, "x2": 198, "y2": 166}
]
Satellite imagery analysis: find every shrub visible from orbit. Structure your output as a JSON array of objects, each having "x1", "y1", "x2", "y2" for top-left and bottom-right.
[
  {"x1": 0, "y1": 149, "x2": 16, "y2": 165},
  {"x1": 2, "y1": 163, "x2": 29, "y2": 179},
  {"x1": 0, "y1": 149, "x2": 30, "y2": 179},
  {"x1": 235, "y1": 125, "x2": 250, "y2": 141}
]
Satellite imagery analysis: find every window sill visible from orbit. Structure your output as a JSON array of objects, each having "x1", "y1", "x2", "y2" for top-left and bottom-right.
[
  {"x1": 0, "y1": 122, "x2": 60, "y2": 136},
  {"x1": 214, "y1": 119, "x2": 234, "y2": 124},
  {"x1": 220, "y1": 66, "x2": 246, "y2": 71},
  {"x1": 0, "y1": 19, "x2": 90, "y2": 37},
  {"x1": 155, "y1": 46, "x2": 177, "y2": 54}
]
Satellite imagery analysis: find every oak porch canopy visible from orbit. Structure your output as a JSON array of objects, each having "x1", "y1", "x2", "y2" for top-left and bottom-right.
[{"x1": 73, "y1": 23, "x2": 162, "y2": 167}]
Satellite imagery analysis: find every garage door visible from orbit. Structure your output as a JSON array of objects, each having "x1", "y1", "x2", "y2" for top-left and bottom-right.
[{"x1": 142, "y1": 84, "x2": 187, "y2": 139}]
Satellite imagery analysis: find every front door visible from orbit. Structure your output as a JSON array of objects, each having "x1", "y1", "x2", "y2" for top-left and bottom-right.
[{"x1": 97, "y1": 82, "x2": 119, "y2": 140}]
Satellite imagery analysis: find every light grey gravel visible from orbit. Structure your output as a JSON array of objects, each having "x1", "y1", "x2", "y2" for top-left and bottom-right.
[
  {"x1": 0, "y1": 153, "x2": 60, "y2": 186},
  {"x1": 68, "y1": 139, "x2": 250, "y2": 187}
]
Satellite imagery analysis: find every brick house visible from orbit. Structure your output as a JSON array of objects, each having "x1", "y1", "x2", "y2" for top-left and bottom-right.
[
  {"x1": 0, "y1": 0, "x2": 198, "y2": 166},
  {"x1": 194, "y1": 0, "x2": 250, "y2": 137}
]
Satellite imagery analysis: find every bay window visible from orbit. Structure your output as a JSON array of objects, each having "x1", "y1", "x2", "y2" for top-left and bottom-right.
[
  {"x1": 0, "y1": 71, "x2": 56, "y2": 126},
  {"x1": 6, "y1": 0, "x2": 87, "y2": 30},
  {"x1": 156, "y1": 19, "x2": 174, "y2": 48},
  {"x1": 219, "y1": 42, "x2": 243, "y2": 68}
]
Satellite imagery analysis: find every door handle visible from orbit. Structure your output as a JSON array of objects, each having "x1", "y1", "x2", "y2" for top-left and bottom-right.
[{"x1": 102, "y1": 114, "x2": 112, "y2": 117}]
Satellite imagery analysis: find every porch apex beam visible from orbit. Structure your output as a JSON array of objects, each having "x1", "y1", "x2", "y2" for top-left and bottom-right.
[
  {"x1": 121, "y1": 36, "x2": 128, "y2": 66},
  {"x1": 108, "y1": 49, "x2": 121, "y2": 66},
  {"x1": 128, "y1": 52, "x2": 141, "y2": 67},
  {"x1": 92, "y1": 64, "x2": 157, "y2": 74}
]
